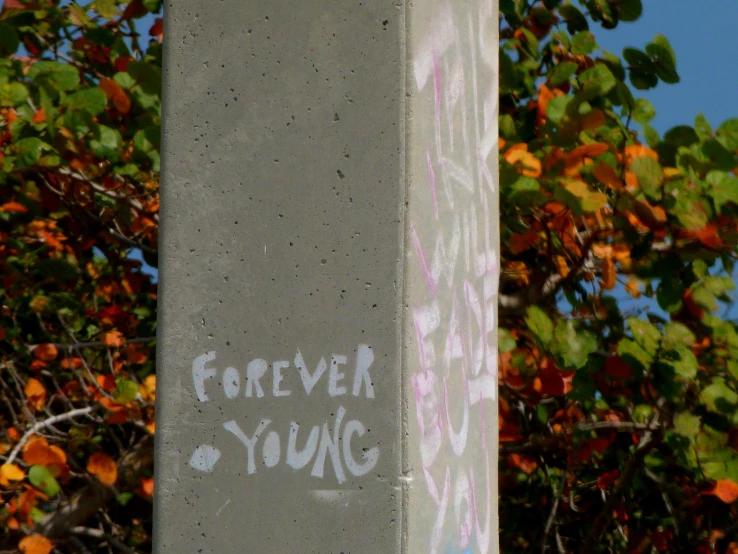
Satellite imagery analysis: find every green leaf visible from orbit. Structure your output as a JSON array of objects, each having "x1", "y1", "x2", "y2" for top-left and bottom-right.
[
  {"x1": 28, "y1": 61, "x2": 80, "y2": 92},
  {"x1": 546, "y1": 95, "x2": 572, "y2": 124},
  {"x1": 617, "y1": 338, "x2": 653, "y2": 370},
  {"x1": 15, "y1": 137, "x2": 47, "y2": 168},
  {"x1": 673, "y1": 412, "x2": 701, "y2": 442},
  {"x1": 694, "y1": 113, "x2": 713, "y2": 140},
  {"x1": 499, "y1": 328, "x2": 517, "y2": 353},
  {"x1": 558, "y1": 3, "x2": 588, "y2": 34},
  {"x1": 662, "y1": 323, "x2": 696, "y2": 350},
  {"x1": 643, "y1": 123, "x2": 660, "y2": 148},
  {"x1": 700, "y1": 378, "x2": 738, "y2": 413},
  {"x1": 631, "y1": 98, "x2": 655, "y2": 124},
  {"x1": 1, "y1": 82, "x2": 28, "y2": 106},
  {"x1": 116, "y1": 380, "x2": 139, "y2": 403},
  {"x1": 623, "y1": 47, "x2": 657, "y2": 90},
  {"x1": 90, "y1": 125, "x2": 122, "y2": 161},
  {"x1": 657, "y1": 278, "x2": 683, "y2": 313},
  {"x1": 578, "y1": 64, "x2": 616, "y2": 97},
  {"x1": 143, "y1": 0, "x2": 162, "y2": 12},
  {"x1": 0, "y1": 23, "x2": 19, "y2": 56},
  {"x1": 627, "y1": 317, "x2": 661, "y2": 356},
  {"x1": 646, "y1": 35, "x2": 679, "y2": 84},
  {"x1": 29, "y1": 465, "x2": 60, "y2": 497},
  {"x1": 662, "y1": 347, "x2": 698, "y2": 380},
  {"x1": 618, "y1": 0, "x2": 643, "y2": 22},
  {"x1": 571, "y1": 31, "x2": 596, "y2": 55},
  {"x1": 630, "y1": 156, "x2": 663, "y2": 200},
  {"x1": 553, "y1": 320, "x2": 597, "y2": 369},
  {"x1": 525, "y1": 306, "x2": 553, "y2": 346},
  {"x1": 664, "y1": 125, "x2": 699, "y2": 148},
  {"x1": 117, "y1": 491, "x2": 135, "y2": 505},
  {"x1": 548, "y1": 61, "x2": 578, "y2": 86},
  {"x1": 93, "y1": 0, "x2": 118, "y2": 18},
  {"x1": 66, "y1": 87, "x2": 107, "y2": 116},
  {"x1": 37, "y1": 258, "x2": 80, "y2": 282},
  {"x1": 127, "y1": 61, "x2": 162, "y2": 95}
]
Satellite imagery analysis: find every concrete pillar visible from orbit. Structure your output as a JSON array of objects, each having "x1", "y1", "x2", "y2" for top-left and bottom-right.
[{"x1": 154, "y1": 1, "x2": 498, "y2": 553}]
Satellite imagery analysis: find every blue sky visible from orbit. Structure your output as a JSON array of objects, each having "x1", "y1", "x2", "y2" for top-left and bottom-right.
[{"x1": 594, "y1": 1, "x2": 738, "y2": 134}]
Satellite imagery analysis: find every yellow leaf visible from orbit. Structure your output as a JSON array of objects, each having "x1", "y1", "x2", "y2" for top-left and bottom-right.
[
  {"x1": 1, "y1": 463, "x2": 26, "y2": 483},
  {"x1": 139, "y1": 374, "x2": 156, "y2": 402},
  {"x1": 591, "y1": 242, "x2": 612, "y2": 259}
]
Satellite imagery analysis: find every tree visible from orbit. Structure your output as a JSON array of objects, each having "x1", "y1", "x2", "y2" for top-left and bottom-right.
[
  {"x1": 497, "y1": 0, "x2": 738, "y2": 552},
  {"x1": 2, "y1": 0, "x2": 738, "y2": 553},
  {"x1": 0, "y1": 0, "x2": 160, "y2": 552}
]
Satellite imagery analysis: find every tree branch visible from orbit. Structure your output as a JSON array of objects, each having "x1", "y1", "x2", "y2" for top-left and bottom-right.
[
  {"x1": 71, "y1": 526, "x2": 138, "y2": 554},
  {"x1": 5, "y1": 406, "x2": 96, "y2": 464},
  {"x1": 579, "y1": 430, "x2": 661, "y2": 552}
]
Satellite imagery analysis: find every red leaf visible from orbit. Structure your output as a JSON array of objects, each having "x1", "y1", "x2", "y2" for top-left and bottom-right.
[
  {"x1": 596, "y1": 469, "x2": 619, "y2": 490},
  {"x1": 3, "y1": 0, "x2": 27, "y2": 10},
  {"x1": 149, "y1": 17, "x2": 163, "y2": 41},
  {"x1": 604, "y1": 355, "x2": 632, "y2": 380}
]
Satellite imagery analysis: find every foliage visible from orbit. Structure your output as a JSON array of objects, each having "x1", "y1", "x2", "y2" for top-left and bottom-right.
[
  {"x1": 498, "y1": 0, "x2": 738, "y2": 551},
  {"x1": 0, "y1": 0, "x2": 160, "y2": 551}
]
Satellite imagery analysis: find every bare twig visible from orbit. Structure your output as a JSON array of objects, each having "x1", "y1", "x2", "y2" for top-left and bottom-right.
[
  {"x1": 5, "y1": 406, "x2": 96, "y2": 464},
  {"x1": 580, "y1": 428, "x2": 661, "y2": 552},
  {"x1": 28, "y1": 337, "x2": 155, "y2": 353},
  {"x1": 71, "y1": 526, "x2": 137, "y2": 554}
]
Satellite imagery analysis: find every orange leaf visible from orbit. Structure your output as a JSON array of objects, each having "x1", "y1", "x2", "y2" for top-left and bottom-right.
[
  {"x1": 18, "y1": 535, "x2": 52, "y2": 554},
  {"x1": 592, "y1": 162, "x2": 623, "y2": 190},
  {"x1": 33, "y1": 343, "x2": 58, "y2": 362},
  {"x1": 624, "y1": 144, "x2": 658, "y2": 165},
  {"x1": 707, "y1": 479, "x2": 738, "y2": 504},
  {"x1": 0, "y1": 201, "x2": 28, "y2": 213},
  {"x1": 103, "y1": 330, "x2": 126, "y2": 348},
  {"x1": 630, "y1": 199, "x2": 667, "y2": 230},
  {"x1": 567, "y1": 142, "x2": 609, "y2": 160},
  {"x1": 32, "y1": 109, "x2": 46, "y2": 124},
  {"x1": 579, "y1": 108, "x2": 606, "y2": 131},
  {"x1": 23, "y1": 437, "x2": 66, "y2": 469},
  {"x1": 625, "y1": 280, "x2": 641, "y2": 298},
  {"x1": 509, "y1": 453, "x2": 537, "y2": 475},
  {"x1": 87, "y1": 452, "x2": 118, "y2": 486},
  {"x1": 138, "y1": 476, "x2": 155, "y2": 497},
  {"x1": 600, "y1": 257, "x2": 616, "y2": 290},
  {"x1": 554, "y1": 255, "x2": 568, "y2": 277},
  {"x1": 99, "y1": 78, "x2": 131, "y2": 114},
  {"x1": 504, "y1": 147, "x2": 542, "y2": 178},
  {"x1": 24, "y1": 378, "x2": 46, "y2": 411}
]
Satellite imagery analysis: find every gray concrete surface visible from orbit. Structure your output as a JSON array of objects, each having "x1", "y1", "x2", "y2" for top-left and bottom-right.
[{"x1": 154, "y1": 1, "x2": 498, "y2": 552}]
